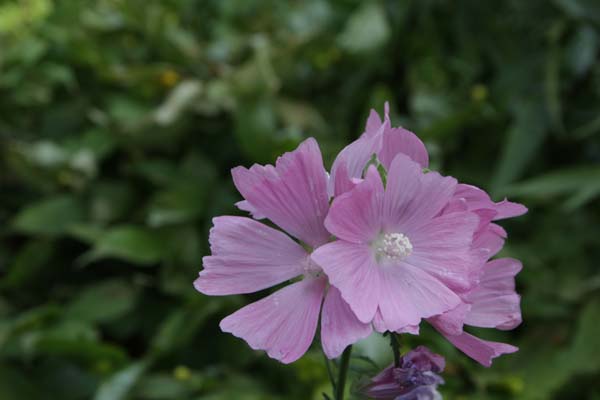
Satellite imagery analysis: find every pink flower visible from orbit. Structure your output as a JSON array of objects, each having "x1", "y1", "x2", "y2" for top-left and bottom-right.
[
  {"x1": 329, "y1": 103, "x2": 429, "y2": 196},
  {"x1": 312, "y1": 154, "x2": 481, "y2": 333},
  {"x1": 194, "y1": 138, "x2": 371, "y2": 363}
]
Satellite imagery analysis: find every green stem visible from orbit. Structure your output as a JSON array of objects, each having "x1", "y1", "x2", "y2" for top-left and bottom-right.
[
  {"x1": 336, "y1": 345, "x2": 353, "y2": 400},
  {"x1": 390, "y1": 333, "x2": 401, "y2": 368},
  {"x1": 323, "y1": 349, "x2": 336, "y2": 397}
]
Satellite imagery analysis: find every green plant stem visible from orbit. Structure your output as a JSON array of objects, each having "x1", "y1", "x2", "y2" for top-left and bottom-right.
[
  {"x1": 323, "y1": 349, "x2": 336, "y2": 397},
  {"x1": 336, "y1": 345, "x2": 353, "y2": 400},
  {"x1": 390, "y1": 333, "x2": 401, "y2": 368}
]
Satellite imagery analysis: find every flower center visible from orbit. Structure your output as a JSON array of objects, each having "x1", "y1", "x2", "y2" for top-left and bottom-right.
[{"x1": 375, "y1": 232, "x2": 413, "y2": 260}]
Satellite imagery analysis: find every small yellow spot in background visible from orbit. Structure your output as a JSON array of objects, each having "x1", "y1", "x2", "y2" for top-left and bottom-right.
[
  {"x1": 504, "y1": 375, "x2": 524, "y2": 394},
  {"x1": 173, "y1": 365, "x2": 192, "y2": 381},
  {"x1": 95, "y1": 360, "x2": 112, "y2": 374},
  {"x1": 471, "y1": 84, "x2": 488, "y2": 102},
  {"x1": 160, "y1": 70, "x2": 180, "y2": 88}
]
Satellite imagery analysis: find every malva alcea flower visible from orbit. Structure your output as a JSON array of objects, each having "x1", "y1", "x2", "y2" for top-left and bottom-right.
[
  {"x1": 362, "y1": 346, "x2": 445, "y2": 400},
  {"x1": 195, "y1": 102, "x2": 526, "y2": 370},
  {"x1": 194, "y1": 138, "x2": 371, "y2": 363}
]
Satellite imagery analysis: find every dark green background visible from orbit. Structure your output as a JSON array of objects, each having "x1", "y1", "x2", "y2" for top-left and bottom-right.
[{"x1": 1, "y1": 1, "x2": 599, "y2": 399}]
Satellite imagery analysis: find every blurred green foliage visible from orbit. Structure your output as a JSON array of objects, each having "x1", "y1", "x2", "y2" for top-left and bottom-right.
[{"x1": 1, "y1": 0, "x2": 599, "y2": 399}]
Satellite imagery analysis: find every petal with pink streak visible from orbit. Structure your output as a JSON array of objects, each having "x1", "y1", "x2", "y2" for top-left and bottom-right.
[
  {"x1": 220, "y1": 277, "x2": 326, "y2": 364},
  {"x1": 427, "y1": 303, "x2": 471, "y2": 336},
  {"x1": 325, "y1": 166, "x2": 384, "y2": 244},
  {"x1": 494, "y1": 199, "x2": 528, "y2": 219},
  {"x1": 196, "y1": 216, "x2": 307, "y2": 295},
  {"x1": 363, "y1": 109, "x2": 383, "y2": 137},
  {"x1": 473, "y1": 223, "x2": 506, "y2": 262},
  {"x1": 435, "y1": 329, "x2": 518, "y2": 367},
  {"x1": 329, "y1": 134, "x2": 381, "y2": 197},
  {"x1": 464, "y1": 258, "x2": 522, "y2": 330},
  {"x1": 382, "y1": 154, "x2": 457, "y2": 233},
  {"x1": 372, "y1": 308, "x2": 420, "y2": 334},
  {"x1": 452, "y1": 184, "x2": 527, "y2": 220},
  {"x1": 407, "y1": 211, "x2": 479, "y2": 291},
  {"x1": 376, "y1": 263, "x2": 462, "y2": 331},
  {"x1": 231, "y1": 138, "x2": 330, "y2": 248},
  {"x1": 379, "y1": 127, "x2": 429, "y2": 169},
  {"x1": 235, "y1": 200, "x2": 266, "y2": 219},
  {"x1": 321, "y1": 286, "x2": 372, "y2": 358},
  {"x1": 312, "y1": 241, "x2": 381, "y2": 324}
]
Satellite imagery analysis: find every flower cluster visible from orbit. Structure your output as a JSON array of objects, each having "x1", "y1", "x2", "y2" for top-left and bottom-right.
[
  {"x1": 362, "y1": 346, "x2": 445, "y2": 400},
  {"x1": 194, "y1": 102, "x2": 526, "y2": 367}
]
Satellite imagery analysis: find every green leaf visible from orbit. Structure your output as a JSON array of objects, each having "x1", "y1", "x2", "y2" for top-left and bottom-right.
[
  {"x1": 83, "y1": 226, "x2": 167, "y2": 266},
  {"x1": 65, "y1": 279, "x2": 138, "y2": 323},
  {"x1": 146, "y1": 185, "x2": 206, "y2": 227},
  {"x1": 94, "y1": 361, "x2": 150, "y2": 400},
  {"x1": 154, "y1": 80, "x2": 203, "y2": 126},
  {"x1": 1, "y1": 239, "x2": 55, "y2": 289},
  {"x1": 12, "y1": 195, "x2": 85, "y2": 236},
  {"x1": 566, "y1": 24, "x2": 599, "y2": 77},
  {"x1": 492, "y1": 101, "x2": 547, "y2": 192},
  {"x1": 503, "y1": 165, "x2": 600, "y2": 209},
  {"x1": 338, "y1": 3, "x2": 390, "y2": 54}
]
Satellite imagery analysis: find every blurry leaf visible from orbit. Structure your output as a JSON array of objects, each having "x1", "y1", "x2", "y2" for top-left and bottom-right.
[
  {"x1": 107, "y1": 96, "x2": 150, "y2": 132},
  {"x1": 504, "y1": 165, "x2": 600, "y2": 209},
  {"x1": 0, "y1": 364, "x2": 45, "y2": 400},
  {"x1": 94, "y1": 360, "x2": 150, "y2": 400},
  {"x1": 154, "y1": 80, "x2": 203, "y2": 126},
  {"x1": 545, "y1": 29, "x2": 565, "y2": 134},
  {"x1": 338, "y1": 3, "x2": 390, "y2": 54},
  {"x1": 565, "y1": 24, "x2": 598, "y2": 77},
  {"x1": 84, "y1": 226, "x2": 167, "y2": 266},
  {"x1": 147, "y1": 185, "x2": 206, "y2": 227},
  {"x1": 134, "y1": 374, "x2": 194, "y2": 400},
  {"x1": 12, "y1": 195, "x2": 85, "y2": 236},
  {"x1": 0, "y1": 0, "x2": 52, "y2": 33},
  {"x1": 554, "y1": 0, "x2": 600, "y2": 22},
  {"x1": 492, "y1": 101, "x2": 547, "y2": 192},
  {"x1": 150, "y1": 301, "x2": 222, "y2": 356},
  {"x1": 132, "y1": 159, "x2": 179, "y2": 186},
  {"x1": 66, "y1": 279, "x2": 138, "y2": 323},
  {"x1": 90, "y1": 181, "x2": 136, "y2": 224},
  {"x1": 2, "y1": 239, "x2": 54, "y2": 289}
]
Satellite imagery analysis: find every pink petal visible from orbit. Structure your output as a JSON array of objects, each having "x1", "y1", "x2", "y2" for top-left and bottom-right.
[
  {"x1": 494, "y1": 199, "x2": 528, "y2": 219},
  {"x1": 219, "y1": 277, "x2": 326, "y2": 364},
  {"x1": 231, "y1": 138, "x2": 330, "y2": 248},
  {"x1": 464, "y1": 258, "x2": 522, "y2": 330},
  {"x1": 364, "y1": 109, "x2": 383, "y2": 137},
  {"x1": 329, "y1": 134, "x2": 381, "y2": 197},
  {"x1": 196, "y1": 216, "x2": 307, "y2": 295},
  {"x1": 382, "y1": 154, "x2": 457, "y2": 233},
  {"x1": 472, "y1": 223, "x2": 506, "y2": 262},
  {"x1": 321, "y1": 286, "x2": 372, "y2": 358},
  {"x1": 376, "y1": 263, "x2": 462, "y2": 331},
  {"x1": 407, "y1": 211, "x2": 480, "y2": 291},
  {"x1": 325, "y1": 166, "x2": 384, "y2": 244},
  {"x1": 312, "y1": 241, "x2": 380, "y2": 323},
  {"x1": 235, "y1": 200, "x2": 265, "y2": 219},
  {"x1": 428, "y1": 303, "x2": 471, "y2": 336},
  {"x1": 379, "y1": 127, "x2": 429, "y2": 170},
  {"x1": 452, "y1": 184, "x2": 527, "y2": 220},
  {"x1": 372, "y1": 310, "x2": 420, "y2": 334},
  {"x1": 436, "y1": 330, "x2": 518, "y2": 367}
]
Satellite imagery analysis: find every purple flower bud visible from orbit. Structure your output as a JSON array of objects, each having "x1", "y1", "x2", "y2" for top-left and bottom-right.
[{"x1": 362, "y1": 346, "x2": 445, "y2": 400}]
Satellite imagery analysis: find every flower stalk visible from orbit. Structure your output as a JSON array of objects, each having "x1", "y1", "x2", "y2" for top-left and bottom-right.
[{"x1": 336, "y1": 345, "x2": 352, "y2": 400}]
